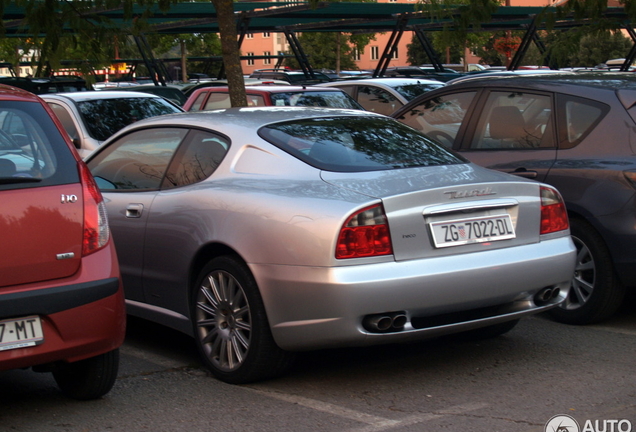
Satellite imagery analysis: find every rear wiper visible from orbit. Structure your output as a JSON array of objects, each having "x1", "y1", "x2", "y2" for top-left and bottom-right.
[{"x1": 0, "y1": 176, "x2": 42, "y2": 184}]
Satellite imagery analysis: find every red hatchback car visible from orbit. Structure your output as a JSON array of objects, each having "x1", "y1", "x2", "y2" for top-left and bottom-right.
[
  {"x1": 0, "y1": 85, "x2": 125, "y2": 399},
  {"x1": 183, "y1": 85, "x2": 364, "y2": 111}
]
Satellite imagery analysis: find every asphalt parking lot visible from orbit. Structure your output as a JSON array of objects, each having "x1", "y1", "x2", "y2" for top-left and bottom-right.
[{"x1": 1, "y1": 299, "x2": 634, "y2": 432}]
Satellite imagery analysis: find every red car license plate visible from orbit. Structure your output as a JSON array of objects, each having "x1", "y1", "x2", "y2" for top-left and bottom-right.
[{"x1": 0, "y1": 315, "x2": 44, "y2": 351}]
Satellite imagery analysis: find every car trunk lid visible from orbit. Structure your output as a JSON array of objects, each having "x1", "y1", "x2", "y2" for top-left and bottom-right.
[
  {"x1": 0, "y1": 183, "x2": 83, "y2": 287},
  {"x1": 321, "y1": 163, "x2": 543, "y2": 261}
]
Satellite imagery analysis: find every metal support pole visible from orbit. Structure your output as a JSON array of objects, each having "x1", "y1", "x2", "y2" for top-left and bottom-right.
[{"x1": 373, "y1": 15, "x2": 409, "y2": 77}]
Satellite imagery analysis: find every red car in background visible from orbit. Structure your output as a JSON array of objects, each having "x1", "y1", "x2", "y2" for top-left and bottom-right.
[
  {"x1": 183, "y1": 85, "x2": 364, "y2": 111},
  {"x1": 0, "y1": 85, "x2": 125, "y2": 400}
]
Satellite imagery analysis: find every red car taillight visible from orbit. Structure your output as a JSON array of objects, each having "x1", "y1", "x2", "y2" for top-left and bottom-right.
[
  {"x1": 79, "y1": 162, "x2": 110, "y2": 256},
  {"x1": 540, "y1": 186, "x2": 569, "y2": 234},
  {"x1": 336, "y1": 204, "x2": 393, "y2": 259}
]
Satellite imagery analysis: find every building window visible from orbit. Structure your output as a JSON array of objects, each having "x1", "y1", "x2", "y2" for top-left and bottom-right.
[
  {"x1": 247, "y1": 53, "x2": 255, "y2": 66},
  {"x1": 371, "y1": 46, "x2": 379, "y2": 61},
  {"x1": 353, "y1": 48, "x2": 361, "y2": 61},
  {"x1": 246, "y1": 33, "x2": 254, "y2": 39},
  {"x1": 263, "y1": 51, "x2": 271, "y2": 65},
  {"x1": 392, "y1": 48, "x2": 399, "y2": 59},
  {"x1": 263, "y1": 32, "x2": 271, "y2": 38}
]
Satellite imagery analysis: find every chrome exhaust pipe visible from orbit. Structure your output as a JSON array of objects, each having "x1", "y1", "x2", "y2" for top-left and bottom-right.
[
  {"x1": 391, "y1": 314, "x2": 407, "y2": 329},
  {"x1": 550, "y1": 288, "x2": 561, "y2": 299},
  {"x1": 534, "y1": 287, "x2": 556, "y2": 305},
  {"x1": 363, "y1": 315, "x2": 392, "y2": 331}
]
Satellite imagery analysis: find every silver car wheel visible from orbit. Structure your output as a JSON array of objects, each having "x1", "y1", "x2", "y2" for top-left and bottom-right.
[
  {"x1": 195, "y1": 269, "x2": 252, "y2": 372},
  {"x1": 563, "y1": 235, "x2": 595, "y2": 310}
]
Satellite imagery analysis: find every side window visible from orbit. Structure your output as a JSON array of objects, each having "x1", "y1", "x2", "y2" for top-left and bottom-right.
[
  {"x1": 469, "y1": 91, "x2": 554, "y2": 150},
  {"x1": 203, "y1": 93, "x2": 231, "y2": 110},
  {"x1": 246, "y1": 95, "x2": 266, "y2": 106},
  {"x1": 163, "y1": 130, "x2": 229, "y2": 188},
  {"x1": 88, "y1": 128, "x2": 187, "y2": 190},
  {"x1": 557, "y1": 95, "x2": 608, "y2": 149},
  {"x1": 47, "y1": 102, "x2": 79, "y2": 141},
  {"x1": 356, "y1": 86, "x2": 401, "y2": 116},
  {"x1": 188, "y1": 92, "x2": 208, "y2": 112},
  {"x1": 334, "y1": 85, "x2": 355, "y2": 98},
  {"x1": 396, "y1": 91, "x2": 476, "y2": 148}
]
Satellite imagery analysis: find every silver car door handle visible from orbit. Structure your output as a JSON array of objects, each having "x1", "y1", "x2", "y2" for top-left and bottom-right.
[{"x1": 126, "y1": 203, "x2": 144, "y2": 218}]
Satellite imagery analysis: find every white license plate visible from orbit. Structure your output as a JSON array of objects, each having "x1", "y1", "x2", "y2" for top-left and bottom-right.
[
  {"x1": 0, "y1": 315, "x2": 44, "y2": 352},
  {"x1": 430, "y1": 214, "x2": 516, "y2": 248}
]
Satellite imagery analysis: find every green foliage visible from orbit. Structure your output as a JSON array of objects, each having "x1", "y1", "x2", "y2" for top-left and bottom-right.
[
  {"x1": 284, "y1": 32, "x2": 374, "y2": 71},
  {"x1": 544, "y1": 29, "x2": 631, "y2": 68}
]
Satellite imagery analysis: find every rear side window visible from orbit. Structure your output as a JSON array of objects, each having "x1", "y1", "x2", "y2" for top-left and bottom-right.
[
  {"x1": 557, "y1": 95, "x2": 609, "y2": 149},
  {"x1": 0, "y1": 100, "x2": 78, "y2": 191},
  {"x1": 77, "y1": 97, "x2": 180, "y2": 141},
  {"x1": 259, "y1": 116, "x2": 465, "y2": 172},
  {"x1": 88, "y1": 128, "x2": 187, "y2": 190}
]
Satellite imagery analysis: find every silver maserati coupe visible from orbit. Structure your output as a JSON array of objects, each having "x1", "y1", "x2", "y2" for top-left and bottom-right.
[{"x1": 86, "y1": 107, "x2": 576, "y2": 384}]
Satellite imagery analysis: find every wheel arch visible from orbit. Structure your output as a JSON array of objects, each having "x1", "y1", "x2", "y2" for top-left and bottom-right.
[{"x1": 188, "y1": 242, "x2": 247, "y2": 298}]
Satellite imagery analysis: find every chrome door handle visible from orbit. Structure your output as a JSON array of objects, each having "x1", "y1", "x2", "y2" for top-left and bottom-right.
[{"x1": 126, "y1": 203, "x2": 144, "y2": 218}]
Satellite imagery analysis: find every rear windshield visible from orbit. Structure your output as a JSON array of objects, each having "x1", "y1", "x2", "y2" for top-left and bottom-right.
[
  {"x1": 259, "y1": 116, "x2": 465, "y2": 172},
  {"x1": 0, "y1": 100, "x2": 78, "y2": 191},
  {"x1": 77, "y1": 97, "x2": 181, "y2": 141},
  {"x1": 269, "y1": 91, "x2": 362, "y2": 109}
]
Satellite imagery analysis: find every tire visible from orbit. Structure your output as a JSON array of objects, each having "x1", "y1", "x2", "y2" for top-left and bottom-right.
[
  {"x1": 547, "y1": 218, "x2": 625, "y2": 325},
  {"x1": 52, "y1": 349, "x2": 119, "y2": 400},
  {"x1": 192, "y1": 256, "x2": 295, "y2": 384}
]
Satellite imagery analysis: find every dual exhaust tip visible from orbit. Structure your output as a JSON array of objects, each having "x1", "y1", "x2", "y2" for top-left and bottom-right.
[
  {"x1": 534, "y1": 286, "x2": 561, "y2": 305},
  {"x1": 363, "y1": 311, "x2": 407, "y2": 333}
]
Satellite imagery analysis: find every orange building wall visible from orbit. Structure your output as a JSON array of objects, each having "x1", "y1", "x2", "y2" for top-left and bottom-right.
[{"x1": 238, "y1": 0, "x2": 617, "y2": 75}]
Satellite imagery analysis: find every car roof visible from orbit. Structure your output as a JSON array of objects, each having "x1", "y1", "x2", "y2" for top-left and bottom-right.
[
  {"x1": 0, "y1": 83, "x2": 44, "y2": 102},
  {"x1": 104, "y1": 106, "x2": 384, "y2": 141},
  {"x1": 40, "y1": 90, "x2": 165, "y2": 102},
  {"x1": 196, "y1": 85, "x2": 346, "y2": 94},
  {"x1": 323, "y1": 78, "x2": 444, "y2": 87},
  {"x1": 444, "y1": 71, "x2": 636, "y2": 91}
]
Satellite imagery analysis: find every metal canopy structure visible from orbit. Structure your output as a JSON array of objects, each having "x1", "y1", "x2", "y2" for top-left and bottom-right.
[{"x1": 2, "y1": 1, "x2": 635, "y2": 82}]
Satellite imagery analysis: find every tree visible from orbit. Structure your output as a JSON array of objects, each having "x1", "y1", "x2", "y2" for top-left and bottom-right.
[{"x1": 284, "y1": 32, "x2": 374, "y2": 72}]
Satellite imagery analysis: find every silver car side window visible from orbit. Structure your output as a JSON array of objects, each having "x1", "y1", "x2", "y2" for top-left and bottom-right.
[{"x1": 88, "y1": 128, "x2": 187, "y2": 190}]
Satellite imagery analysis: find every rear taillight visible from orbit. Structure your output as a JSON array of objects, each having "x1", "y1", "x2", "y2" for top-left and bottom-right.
[
  {"x1": 79, "y1": 162, "x2": 110, "y2": 256},
  {"x1": 540, "y1": 186, "x2": 569, "y2": 234},
  {"x1": 336, "y1": 204, "x2": 393, "y2": 259}
]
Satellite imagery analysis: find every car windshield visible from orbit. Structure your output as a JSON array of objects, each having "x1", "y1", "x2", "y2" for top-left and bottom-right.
[
  {"x1": 269, "y1": 91, "x2": 363, "y2": 109},
  {"x1": 77, "y1": 97, "x2": 180, "y2": 141},
  {"x1": 259, "y1": 116, "x2": 466, "y2": 172},
  {"x1": 393, "y1": 83, "x2": 445, "y2": 101}
]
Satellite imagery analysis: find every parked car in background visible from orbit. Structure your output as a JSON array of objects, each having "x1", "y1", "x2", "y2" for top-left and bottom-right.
[
  {"x1": 392, "y1": 72, "x2": 636, "y2": 324},
  {"x1": 85, "y1": 107, "x2": 575, "y2": 384},
  {"x1": 0, "y1": 84, "x2": 125, "y2": 399},
  {"x1": 100, "y1": 84, "x2": 188, "y2": 106},
  {"x1": 318, "y1": 78, "x2": 444, "y2": 116},
  {"x1": 181, "y1": 78, "x2": 290, "y2": 98},
  {"x1": 183, "y1": 85, "x2": 364, "y2": 111},
  {"x1": 248, "y1": 68, "x2": 333, "y2": 85},
  {"x1": 41, "y1": 91, "x2": 183, "y2": 157}
]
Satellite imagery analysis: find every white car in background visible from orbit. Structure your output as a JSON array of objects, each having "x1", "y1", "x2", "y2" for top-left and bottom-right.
[
  {"x1": 318, "y1": 78, "x2": 444, "y2": 115},
  {"x1": 42, "y1": 91, "x2": 183, "y2": 157}
]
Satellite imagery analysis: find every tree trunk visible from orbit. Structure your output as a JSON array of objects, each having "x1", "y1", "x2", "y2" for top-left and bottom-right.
[
  {"x1": 211, "y1": 0, "x2": 246, "y2": 107},
  {"x1": 180, "y1": 40, "x2": 188, "y2": 83}
]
